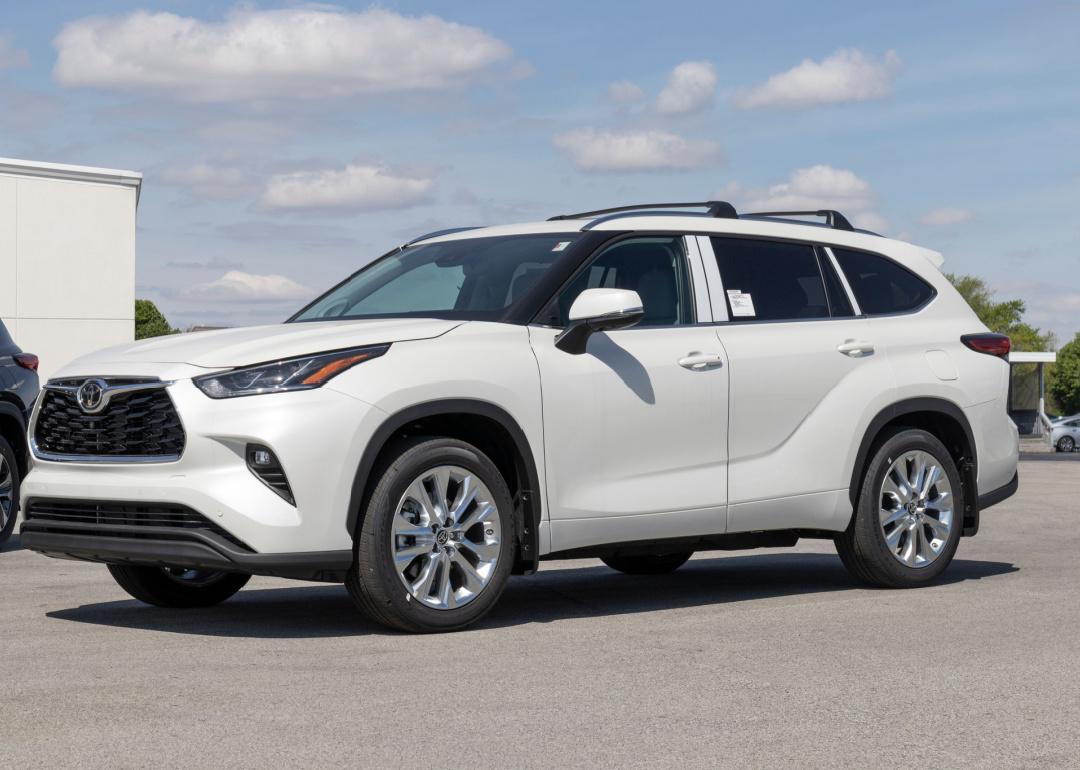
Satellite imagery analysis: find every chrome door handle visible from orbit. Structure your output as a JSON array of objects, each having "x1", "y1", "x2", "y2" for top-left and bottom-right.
[
  {"x1": 678, "y1": 352, "x2": 724, "y2": 370},
  {"x1": 837, "y1": 339, "x2": 875, "y2": 358}
]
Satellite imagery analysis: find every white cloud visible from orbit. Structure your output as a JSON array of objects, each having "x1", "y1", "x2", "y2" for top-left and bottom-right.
[
  {"x1": 723, "y1": 165, "x2": 887, "y2": 232},
  {"x1": 735, "y1": 49, "x2": 901, "y2": 109},
  {"x1": 657, "y1": 61, "x2": 717, "y2": 114},
  {"x1": 608, "y1": 80, "x2": 645, "y2": 105},
  {"x1": 53, "y1": 8, "x2": 513, "y2": 101},
  {"x1": 182, "y1": 271, "x2": 315, "y2": 303},
  {"x1": 160, "y1": 162, "x2": 256, "y2": 199},
  {"x1": 921, "y1": 207, "x2": 973, "y2": 226},
  {"x1": 260, "y1": 164, "x2": 434, "y2": 212},
  {"x1": 553, "y1": 128, "x2": 720, "y2": 172}
]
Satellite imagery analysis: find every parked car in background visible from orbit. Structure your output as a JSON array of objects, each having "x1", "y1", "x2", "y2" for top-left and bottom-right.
[
  {"x1": 1052, "y1": 418, "x2": 1080, "y2": 453},
  {"x1": 20, "y1": 201, "x2": 1019, "y2": 631},
  {"x1": 0, "y1": 320, "x2": 39, "y2": 545}
]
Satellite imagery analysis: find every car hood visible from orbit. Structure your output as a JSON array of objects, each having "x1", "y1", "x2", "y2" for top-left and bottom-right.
[{"x1": 59, "y1": 318, "x2": 465, "y2": 373}]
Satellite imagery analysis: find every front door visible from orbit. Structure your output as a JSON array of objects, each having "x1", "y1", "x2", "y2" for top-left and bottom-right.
[{"x1": 529, "y1": 235, "x2": 730, "y2": 553}]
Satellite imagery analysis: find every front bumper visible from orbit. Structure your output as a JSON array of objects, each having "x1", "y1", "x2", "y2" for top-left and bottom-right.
[
  {"x1": 19, "y1": 516, "x2": 353, "y2": 581},
  {"x1": 21, "y1": 379, "x2": 387, "y2": 559}
]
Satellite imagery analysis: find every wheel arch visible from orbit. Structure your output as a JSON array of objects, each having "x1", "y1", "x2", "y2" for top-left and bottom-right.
[
  {"x1": 0, "y1": 398, "x2": 28, "y2": 477},
  {"x1": 849, "y1": 397, "x2": 979, "y2": 536},
  {"x1": 347, "y1": 399, "x2": 543, "y2": 574}
]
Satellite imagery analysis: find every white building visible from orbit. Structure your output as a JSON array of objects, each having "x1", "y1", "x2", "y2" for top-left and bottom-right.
[{"x1": 0, "y1": 157, "x2": 141, "y2": 381}]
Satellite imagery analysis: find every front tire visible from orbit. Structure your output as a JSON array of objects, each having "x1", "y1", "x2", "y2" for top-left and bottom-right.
[
  {"x1": 1059, "y1": 436, "x2": 1076, "y2": 453},
  {"x1": 602, "y1": 552, "x2": 692, "y2": 575},
  {"x1": 346, "y1": 437, "x2": 515, "y2": 633},
  {"x1": 107, "y1": 565, "x2": 250, "y2": 607},
  {"x1": 0, "y1": 435, "x2": 21, "y2": 546},
  {"x1": 836, "y1": 428, "x2": 964, "y2": 588}
]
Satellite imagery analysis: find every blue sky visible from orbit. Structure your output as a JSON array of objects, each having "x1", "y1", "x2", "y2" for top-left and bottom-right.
[{"x1": 1, "y1": 0, "x2": 1078, "y2": 339}]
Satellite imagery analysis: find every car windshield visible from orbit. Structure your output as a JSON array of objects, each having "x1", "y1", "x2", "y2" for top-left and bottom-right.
[{"x1": 291, "y1": 233, "x2": 580, "y2": 322}]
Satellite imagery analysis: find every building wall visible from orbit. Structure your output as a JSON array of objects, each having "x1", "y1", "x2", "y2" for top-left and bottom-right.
[{"x1": 0, "y1": 171, "x2": 136, "y2": 381}]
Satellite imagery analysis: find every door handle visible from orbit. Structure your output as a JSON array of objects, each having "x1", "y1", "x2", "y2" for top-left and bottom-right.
[
  {"x1": 837, "y1": 339, "x2": 875, "y2": 358},
  {"x1": 678, "y1": 352, "x2": 724, "y2": 370}
]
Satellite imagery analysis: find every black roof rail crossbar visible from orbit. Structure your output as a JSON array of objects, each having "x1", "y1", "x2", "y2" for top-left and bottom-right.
[
  {"x1": 548, "y1": 201, "x2": 737, "y2": 221},
  {"x1": 745, "y1": 209, "x2": 854, "y2": 232}
]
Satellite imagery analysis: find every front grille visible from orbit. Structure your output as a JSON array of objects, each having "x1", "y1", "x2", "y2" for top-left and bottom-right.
[
  {"x1": 24, "y1": 499, "x2": 251, "y2": 551},
  {"x1": 34, "y1": 383, "x2": 186, "y2": 459}
]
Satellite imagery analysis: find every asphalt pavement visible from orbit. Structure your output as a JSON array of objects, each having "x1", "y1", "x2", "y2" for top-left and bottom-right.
[{"x1": 2, "y1": 459, "x2": 1078, "y2": 769}]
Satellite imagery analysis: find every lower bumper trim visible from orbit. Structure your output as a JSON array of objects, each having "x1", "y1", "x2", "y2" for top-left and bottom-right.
[
  {"x1": 20, "y1": 525, "x2": 352, "y2": 582},
  {"x1": 978, "y1": 471, "x2": 1019, "y2": 513}
]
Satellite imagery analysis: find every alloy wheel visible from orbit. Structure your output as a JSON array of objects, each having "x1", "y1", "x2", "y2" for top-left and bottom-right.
[
  {"x1": 879, "y1": 450, "x2": 953, "y2": 568},
  {"x1": 390, "y1": 465, "x2": 502, "y2": 610},
  {"x1": 0, "y1": 453, "x2": 13, "y2": 531},
  {"x1": 1060, "y1": 437, "x2": 1075, "y2": 453}
]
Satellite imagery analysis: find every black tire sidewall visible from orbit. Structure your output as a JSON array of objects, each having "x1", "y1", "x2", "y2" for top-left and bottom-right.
[
  {"x1": 354, "y1": 438, "x2": 515, "y2": 632},
  {"x1": 0, "y1": 435, "x2": 20, "y2": 543},
  {"x1": 854, "y1": 428, "x2": 964, "y2": 586}
]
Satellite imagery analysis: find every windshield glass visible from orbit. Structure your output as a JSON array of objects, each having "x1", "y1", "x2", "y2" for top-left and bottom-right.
[{"x1": 291, "y1": 233, "x2": 580, "y2": 322}]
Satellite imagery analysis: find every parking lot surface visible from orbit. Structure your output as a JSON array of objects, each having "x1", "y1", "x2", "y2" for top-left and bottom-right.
[{"x1": 2, "y1": 459, "x2": 1078, "y2": 769}]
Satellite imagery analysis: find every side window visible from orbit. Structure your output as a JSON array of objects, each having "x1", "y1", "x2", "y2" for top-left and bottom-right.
[
  {"x1": 710, "y1": 237, "x2": 829, "y2": 322},
  {"x1": 818, "y1": 249, "x2": 855, "y2": 317},
  {"x1": 833, "y1": 248, "x2": 935, "y2": 315},
  {"x1": 555, "y1": 236, "x2": 693, "y2": 327}
]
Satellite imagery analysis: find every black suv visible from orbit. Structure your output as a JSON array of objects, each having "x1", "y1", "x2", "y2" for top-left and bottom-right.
[{"x1": 0, "y1": 320, "x2": 38, "y2": 545}]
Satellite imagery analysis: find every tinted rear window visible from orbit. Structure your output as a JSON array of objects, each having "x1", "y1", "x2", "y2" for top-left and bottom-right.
[
  {"x1": 711, "y1": 237, "x2": 828, "y2": 322},
  {"x1": 833, "y1": 248, "x2": 935, "y2": 315}
]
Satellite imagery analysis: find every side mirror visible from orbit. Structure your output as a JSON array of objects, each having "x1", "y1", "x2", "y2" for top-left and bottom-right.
[{"x1": 555, "y1": 288, "x2": 644, "y2": 354}]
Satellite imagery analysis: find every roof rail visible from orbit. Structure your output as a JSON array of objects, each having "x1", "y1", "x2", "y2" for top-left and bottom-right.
[
  {"x1": 548, "y1": 201, "x2": 738, "y2": 221},
  {"x1": 745, "y1": 209, "x2": 854, "y2": 232}
]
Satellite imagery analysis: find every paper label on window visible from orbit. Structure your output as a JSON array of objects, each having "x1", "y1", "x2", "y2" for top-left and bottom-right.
[
  {"x1": 727, "y1": 289, "x2": 756, "y2": 317},
  {"x1": 552, "y1": 241, "x2": 571, "y2": 252}
]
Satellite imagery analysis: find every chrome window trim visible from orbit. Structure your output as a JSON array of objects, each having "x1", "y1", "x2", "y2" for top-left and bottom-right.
[
  {"x1": 821, "y1": 246, "x2": 863, "y2": 316},
  {"x1": 694, "y1": 236, "x2": 729, "y2": 322},
  {"x1": 683, "y1": 235, "x2": 714, "y2": 323}
]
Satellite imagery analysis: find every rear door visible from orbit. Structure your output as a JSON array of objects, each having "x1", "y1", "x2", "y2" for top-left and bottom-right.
[{"x1": 697, "y1": 235, "x2": 896, "y2": 533}]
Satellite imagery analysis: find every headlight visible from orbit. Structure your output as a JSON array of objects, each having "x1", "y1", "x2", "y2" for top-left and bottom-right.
[{"x1": 194, "y1": 344, "x2": 389, "y2": 398}]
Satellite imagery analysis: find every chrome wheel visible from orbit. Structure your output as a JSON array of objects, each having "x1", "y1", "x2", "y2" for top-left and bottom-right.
[
  {"x1": 1060, "y1": 436, "x2": 1075, "y2": 453},
  {"x1": 390, "y1": 465, "x2": 502, "y2": 610},
  {"x1": 880, "y1": 450, "x2": 954, "y2": 568},
  {"x1": 0, "y1": 453, "x2": 14, "y2": 531}
]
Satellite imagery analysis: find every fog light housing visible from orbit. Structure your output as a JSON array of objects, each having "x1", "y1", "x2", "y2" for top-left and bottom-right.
[{"x1": 246, "y1": 444, "x2": 295, "y2": 505}]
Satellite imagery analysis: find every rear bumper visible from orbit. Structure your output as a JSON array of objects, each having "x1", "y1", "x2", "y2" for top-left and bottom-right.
[
  {"x1": 978, "y1": 471, "x2": 1018, "y2": 513},
  {"x1": 20, "y1": 517, "x2": 352, "y2": 582}
]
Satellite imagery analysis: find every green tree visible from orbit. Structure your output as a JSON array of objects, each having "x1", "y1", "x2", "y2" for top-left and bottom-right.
[
  {"x1": 1048, "y1": 333, "x2": 1080, "y2": 415},
  {"x1": 135, "y1": 299, "x2": 176, "y2": 340},
  {"x1": 945, "y1": 274, "x2": 1054, "y2": 352}
]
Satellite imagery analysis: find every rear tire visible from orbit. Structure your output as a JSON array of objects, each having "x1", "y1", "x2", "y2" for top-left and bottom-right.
[
  {"x1": 1058, "y1": 436, "x2": 1075, "y2": 453},
  {"x1": 346, "y1": 437, "x2": 515, "y2": 633},
  {"x1": 107, "y1": 565, "x2": 250, "y2": 607},
  {"x1": 601, "y1": 552, "x2": 692, "y2": 575},
  {"x1": 836, "y1": 428, "x2": 964, "y2": 588},
  {"x1": 0, "y1": 435, "x2": 20, "y2": 546}
]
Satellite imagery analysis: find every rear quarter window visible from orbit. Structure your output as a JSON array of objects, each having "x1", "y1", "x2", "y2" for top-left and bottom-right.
[{"x1": 832, "y1": 248, "x2": 936, "y2": 315}]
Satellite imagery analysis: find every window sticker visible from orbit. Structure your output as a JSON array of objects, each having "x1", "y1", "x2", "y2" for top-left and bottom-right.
[
  {"x1": 552, "y1": 241, "x2": 571, "y2": 252},
  {"x1": 726, "y1": 289, "x2": 756, "y2": 317}
]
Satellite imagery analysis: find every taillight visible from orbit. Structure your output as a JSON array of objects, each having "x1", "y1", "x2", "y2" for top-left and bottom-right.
[
  {"x1": 14, "y1": 353, "x2": 38, "y2": 371},
  {"x1": 961, "y1": 333, "x2": 1011, "y2": 358}
]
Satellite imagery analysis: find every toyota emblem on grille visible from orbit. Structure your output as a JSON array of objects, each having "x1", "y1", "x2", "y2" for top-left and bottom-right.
[{"x1": 76, "y1": 379, "x2": 108, "y2": 413}]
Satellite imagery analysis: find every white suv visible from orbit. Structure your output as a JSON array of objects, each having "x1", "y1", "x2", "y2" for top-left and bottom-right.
[{"x1": 21, "y1": 202, "x2": 1019, "y2": 632}]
